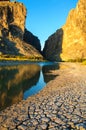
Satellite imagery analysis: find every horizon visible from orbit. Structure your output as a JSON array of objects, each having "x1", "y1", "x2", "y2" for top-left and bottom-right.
[{"x1": 18, "y1": 0, "x2": 78, "y2": 49}]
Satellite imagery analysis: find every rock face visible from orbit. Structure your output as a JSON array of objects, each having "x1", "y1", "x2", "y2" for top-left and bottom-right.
[
  {"x1": 43, "y1": 0, "x2": 86, "y2": 61},
  {"x1": 0, "y1": 1, "x2": 26, "y2": 39},
  {"x1": 0, "y1": 1, "x2": 43, "y2": 59},
  {"x1": 43, "y1": 29, "x2": 63, "y2": 61},
  {"x1": 23, "y1": 29, "x2": 41, "y2": 52}
]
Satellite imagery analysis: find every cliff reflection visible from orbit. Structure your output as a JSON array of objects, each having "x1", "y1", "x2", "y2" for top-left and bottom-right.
[
  {"x1": 42, "y1": 63, "x2": 59, "y2": 83},
  {"x1": 0, "y1": 64, "x2": 40, "y2": 111}
]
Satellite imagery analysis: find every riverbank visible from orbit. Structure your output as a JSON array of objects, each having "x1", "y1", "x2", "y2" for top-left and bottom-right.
[
  {"x1": 0, "y1": 55, "x2": 45, "y2": 66},
  {"x1": 0, "y1": 62, "x2": 86, "y2": 130},
  {"x1": 0, "y1": 60, "x2": 47, "y2": 66}
]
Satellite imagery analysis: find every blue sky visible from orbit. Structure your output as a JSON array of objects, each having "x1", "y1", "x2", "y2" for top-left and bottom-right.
[{"x1": 18, "y1": 0, "x2": 78, "y2": 49}]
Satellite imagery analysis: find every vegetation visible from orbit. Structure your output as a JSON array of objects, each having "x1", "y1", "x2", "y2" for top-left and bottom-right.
[
  {"x1": 82, "y1": 60, "x2": 86, "y2": 65},
  {"x1": 64, "y1": 58, "x2": 86, "y2": 65},
  {"x1": 67, "y1": 58, "x2": 86, "y2": 62},
  {"x1": 0, "y1": 54, "x2": 44, "y2": 61}
]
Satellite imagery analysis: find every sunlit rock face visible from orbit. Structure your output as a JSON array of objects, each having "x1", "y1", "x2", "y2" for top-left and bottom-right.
[
  {"x1": 0, "y1": 1, "x2": 43, "y2": 58},
  {"x1": 61, "y1": 0, "x2": 86, "y2": 61},
  {"x1": 43, "y1": 0, "x2": 86, "y2": 61},
  {"x1": 0, "y1": 1, "x2": 26, "y2": 39}
]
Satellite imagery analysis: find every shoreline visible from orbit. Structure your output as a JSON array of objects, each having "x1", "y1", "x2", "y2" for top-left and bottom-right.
[
  {"x1": 0, "y1": 60, "x2": 47, "y2": 66},
  {"x1": 0, "y1": 62, "x2": 86, "y2": 129}
]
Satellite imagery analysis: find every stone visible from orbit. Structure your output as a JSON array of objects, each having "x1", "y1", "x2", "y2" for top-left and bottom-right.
[
  {"x1": 68, "y1": 122, "x2": 75, "y2": 129},
  {"x1": 75, "y1": 123, "x2": 86, "y2": 130},
  {"x1": 31, "y1": 119, "x2": 38, "y2": 126},
  {"x1": 41, "y1": 117, "x2": 50, "y2": 122},
  {"x1": 0, "y1": 127, "x2": 8, "y2": 130},
  {"x1": 40, "y1": 124, "x2": 48, "y2": 129},
  {"x1": 18, "y1": 124, "x2": 27, "y2": 130},
  {"x1": 61, "y1": 0, "x2": 86, "y2": 61},
  {"x1": 53, "y1": 117, "x2": 64, "y2": 124}
]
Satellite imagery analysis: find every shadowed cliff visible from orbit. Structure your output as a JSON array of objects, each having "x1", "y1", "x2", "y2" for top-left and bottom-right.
[
  {"x1": 23, "y1": 29, "x2": 41, "y2": 52},
  {"x1": 43, "y1": 28, "x2": 63, "y2": 61}
]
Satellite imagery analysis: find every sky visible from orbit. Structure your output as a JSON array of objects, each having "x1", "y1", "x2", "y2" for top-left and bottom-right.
[{"x1": 18, "y1": 0, "x2": 78, "y2": 49}]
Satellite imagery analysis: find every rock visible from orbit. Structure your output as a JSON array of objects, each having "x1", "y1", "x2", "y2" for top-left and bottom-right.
[
  {"x1": 23, "y1": 29, "x2": 41, "y2": 52},
  {"x1": 41, "y1": 117, "x2": 50, "y2": 122},
  {"x1": 68, "y1": 122, "x2": 75, "y2": 129},
  {"x1": 0, "y1": 127, "x2": 8, "y2": 130},
  {"x1": 40, "y1": 124, "x2": 48, "y2": 129},
  {"x1": 53, "y1": 117, "x2": 64, "y2": 124},
  {"x1": 0, "y1": 1, "x2": 26, "y2": 39},
  {"x1": 75, "y1": 123, "x2": 86, "y2": 130},
  {"x1": 31, "y1": 119, "x2": 38, "y2": 126},
  {"x1": 0, "y1": 1, "x2": 43, "y2": 59},
  {"x1": 61, "y1": 0, "x2": 86, "y2": 61},
  {"x1": 18, "y1": 124, "x2": 27, "y2": 130},
  {"x1": 43, "y1": 0, "x2": 86, "y2": 61},
  {"x1": 43, "y1": 28, "x2": 63, "y2": 61}
]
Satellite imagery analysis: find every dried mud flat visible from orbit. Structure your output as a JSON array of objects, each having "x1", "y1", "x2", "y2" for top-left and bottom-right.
[{"x1": 0, "y1": 62, "x2": 86, "y2": 130}]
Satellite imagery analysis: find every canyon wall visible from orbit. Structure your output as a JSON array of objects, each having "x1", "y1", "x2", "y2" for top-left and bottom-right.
[
  {"x1": 43, "y1": 0, "x2": 86, "y2": 61},
  {"x1": 23, "y1": 29, "x2": 41, "y2": 52},
  {"x1": 43, "y1": 29, "x2": 63, "y2": 61},
  {"x1": 0, "y1": 1, "x2": 42, "y2": 59}
]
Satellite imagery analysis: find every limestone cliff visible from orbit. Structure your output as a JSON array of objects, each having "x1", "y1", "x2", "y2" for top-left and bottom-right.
[
  {"x1": 43, "y1": 0, "x2": 86, "y2": 61},
  {"x1": 0, "y1": 1, "x2": 43, "y2": 59}
]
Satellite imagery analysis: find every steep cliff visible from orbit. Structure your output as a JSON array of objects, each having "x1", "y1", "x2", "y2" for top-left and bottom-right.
[
  {"x1": 0, "y1": 1, "x2": 26, "y2": 39},
  {"x1": 43, "y1": 0, "x2": 86, "y2": 61},
  {"x1": 43, "y1": 29, "x2": 63, "y2": 61},
  {"x1": 23, "y1": 29, "x2": 41, "y2": 52},
  {"x1": 0, "y1": 1, "x2": 43, "y2": 59}
]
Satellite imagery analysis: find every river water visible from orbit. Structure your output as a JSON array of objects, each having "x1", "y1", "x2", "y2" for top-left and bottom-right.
[{"x1": 0, "y1": 62, "x2": 59, "y2": 111}]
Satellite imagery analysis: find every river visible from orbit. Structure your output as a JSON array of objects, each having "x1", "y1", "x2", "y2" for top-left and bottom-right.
[{"x1": 0, "y1": 61, "x2": 59, "y2": 111}]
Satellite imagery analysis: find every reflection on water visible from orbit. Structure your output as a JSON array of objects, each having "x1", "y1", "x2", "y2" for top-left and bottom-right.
[
  {"x1": 42, "y1": 64, "x2": 59, "y2": 83},
  {"x1": 24, "y1": 70, "x2": 46, "y2": 99},
  {"x1": 0, "y1": 62, "x2": 59, "y2": 111}
]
